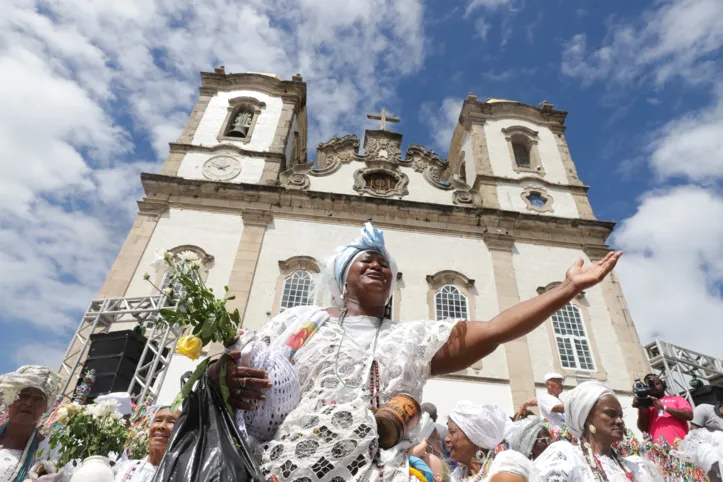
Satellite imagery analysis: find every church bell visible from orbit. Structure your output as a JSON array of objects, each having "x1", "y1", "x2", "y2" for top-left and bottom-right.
[{"x1": 228, "y1": 110, "x2": 253, "y2": 137}]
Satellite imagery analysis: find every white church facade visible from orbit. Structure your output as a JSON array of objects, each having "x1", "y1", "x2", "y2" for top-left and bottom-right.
[{"x1": 86, "y1": 68, "x2": 650, "y2": 427}]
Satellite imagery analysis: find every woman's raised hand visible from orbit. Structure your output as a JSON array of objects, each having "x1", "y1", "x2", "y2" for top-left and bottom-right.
[
  {"x1": 208, "y1": 351, "x2": 272, "y2": 411},
  {"x1": 564, "y1": 251, "x2": 623, "y2": 292}
]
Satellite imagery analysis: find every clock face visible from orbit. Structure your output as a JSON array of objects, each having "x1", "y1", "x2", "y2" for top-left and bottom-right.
[{"x1": 202, "y1": 155, "x2": 242, "y2": 181}]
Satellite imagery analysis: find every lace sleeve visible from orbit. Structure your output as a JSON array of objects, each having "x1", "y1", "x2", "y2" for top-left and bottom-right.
[
  {"x1": 257, "y1": 306, "x2": 314, "y2": 344},
  {"x1": 534, "y1": 441, "x2": 577, "y2": 482},
  {"x1": 404, "y1": 319, "x2": 460, "y2": 379}
]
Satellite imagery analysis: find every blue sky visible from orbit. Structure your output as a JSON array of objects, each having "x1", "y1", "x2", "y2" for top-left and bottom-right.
[{"x1": 1, "y1": 0, "x2": 722, "y2": 374}]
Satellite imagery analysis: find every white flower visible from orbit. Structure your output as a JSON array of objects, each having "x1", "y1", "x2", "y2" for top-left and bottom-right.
[
  {"x1": 88, "y1": 399, "x2": 119, "y2": 418},
  {"x1": 66, "y1": 402, "x2": 81, "y2": 415},
  {"x1": 162, "y1": 287, "x2": 173, "y2": 297},
  {"x1": 57, "y1": 407, "x2": 69, "y2": 424},
  {"x1": 111, "y1": 411, "x2": 123, "y2": 421},
  {"x1": 108, "y1": 452, "x2": 119, "y2": 463},
  {"x1": 189, "y1": 260, "x2": 201, "y2": 270},
  {"x1": 176, "y1": 251, "x2": 199, "y2": 263}
]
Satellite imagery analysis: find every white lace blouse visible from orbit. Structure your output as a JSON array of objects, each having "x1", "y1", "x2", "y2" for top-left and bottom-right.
[
  {"x1": 534, "y1": 441, "x2": 662, "y2": 482},
  {"x1": 255, "y1": 306, "x2": 458, "y2": 482}
]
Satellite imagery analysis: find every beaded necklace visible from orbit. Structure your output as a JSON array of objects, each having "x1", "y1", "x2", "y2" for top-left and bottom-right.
[
  {"x1": 121, "y1": 458, "x2": 154, "y2": 482},
  {"x1": 580, "y1": 438, "x2": 635, "y2": 481},
  {"x1": 333, "y1": 308, "x2": 383, "y2": 391}
]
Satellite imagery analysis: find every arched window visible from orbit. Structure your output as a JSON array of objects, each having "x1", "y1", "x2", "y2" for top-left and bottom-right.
[
  {"x1": 280, "y1": 270, "x2": 315, "y2": 311},
  {"x1": 502, "y1": 126, "x2": 545, "y2": 175},
  {"x1": 551, "y1": 303, "x2": 595, "y2": 371},
  {"x1": 434, "y1": 285, "x2": 469, "y2": 320},
  {"x1": 512, "y1": 141, "x2": 531, "y2": 168}
]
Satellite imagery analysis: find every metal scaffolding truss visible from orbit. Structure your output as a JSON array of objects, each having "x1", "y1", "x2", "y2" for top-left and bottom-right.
[
  {"x1": 58, "y1": 295, "x2": 179, "y2": 404},
  {"x1": 644, "y1": 339, "x2": 723, "y2": 407}
]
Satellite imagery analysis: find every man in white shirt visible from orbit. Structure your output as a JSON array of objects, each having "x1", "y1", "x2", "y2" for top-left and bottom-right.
[{"x1": 538, "y1": 372, "x2": 566, "y2": 428}]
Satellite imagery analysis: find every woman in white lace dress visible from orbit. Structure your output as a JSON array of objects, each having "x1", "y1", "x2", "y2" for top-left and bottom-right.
[
  {"x1": 534, "y1": 381, "x2": 663, "y2": 482},
  {"x1": 208, "y1": 222, "x2": 622, "y2": 482}
]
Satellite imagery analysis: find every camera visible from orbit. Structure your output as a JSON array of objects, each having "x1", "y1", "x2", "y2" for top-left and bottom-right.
[{"x1": 632, "y1": 378, "x2": 656, "y2": 408}]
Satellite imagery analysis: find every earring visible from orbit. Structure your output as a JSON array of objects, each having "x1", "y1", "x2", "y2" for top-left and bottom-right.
[
  {"x1": 475, "y1": 450, "x2": 486, "y2": 463},
  {"x1": 589, "y1": 424, "x2": 597, "y2": 434},
  {"x1": 342, "y1": 285, "x2": 348, "y2": 299}
]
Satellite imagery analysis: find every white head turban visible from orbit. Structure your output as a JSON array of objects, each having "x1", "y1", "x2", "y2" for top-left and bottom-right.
[
  {"x1": 564, "y1": 381, "x2": 616, "y2": 438},
  {"x1": 507, "y1": 416, "x2": 545, "y2": 458},
  {"x1": 488, "y1": 450, "x2": 538, "y2": 481},
  {"x1": 324, "y1": 222, "x2": 398, "y2": 307},
  {"x1": 0, "y1": 365, "x2": 62, "y2": 406},
  {"x1": 448, "y1": 401, "x2": 513, "y2": 450}
]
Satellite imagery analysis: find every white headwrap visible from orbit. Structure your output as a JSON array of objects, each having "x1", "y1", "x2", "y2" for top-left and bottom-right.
[
  {"x1": 0, "y1": 365, "x2": 62, "y2": 406},
  {"x1": 448, "y1": 401, "x2": 513, "y2": 450},
  {"x1": 507, "y1": 416, "x2": 545, "y2": 458},
  {"x1": 564, "y1": 381, "x2": 616, "y2": 438},
  {"x1": 324, "y1": 222, "x2": 398, "y2": 307},
  {"x1": 488, "y1": 450, "x2": 538, "y2": 481}
]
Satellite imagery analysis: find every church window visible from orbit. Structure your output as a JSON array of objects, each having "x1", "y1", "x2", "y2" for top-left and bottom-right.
[
  {"x1": 527, "y1": 191, "x2": 546, "y2": 208},
  {"x1": 434, "y1": 285, "x2": 469, "y2": 320},
  {"x1": 551, "y1": 303, "x2": 595, "y2": 371},
  {"x1": 502, "y1": 126, "x2": 546, "y2": 176},
  {"x1": 280, "y1": 270, "x2": 315, "y2": 311},
  {"x1": 521, "y1": 187, "x2": 554, "y2": 213},
  {"x1": 512, "y1": 142, "x2": 531, "y2": 168}
]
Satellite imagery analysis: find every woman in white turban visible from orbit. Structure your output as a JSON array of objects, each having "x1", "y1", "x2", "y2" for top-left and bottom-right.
[
  {"x1": 205, "y1": 222, "x2": 621, "y2": 481},
  {"x1": 0, "y1": 365, "x2": 62, "y2": 482},
  {"x1": 446, "y1": 401, "x2": 537, "y2": 482},
  {"x1": 534, "y1": 381, "x2": 663, "y2": 482},
  {"x1": 507, "y1": 417, "x2": 551, "y2": 461}
]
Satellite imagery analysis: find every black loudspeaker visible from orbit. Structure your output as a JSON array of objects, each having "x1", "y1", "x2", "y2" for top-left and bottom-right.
[
  {"x1": 78, "y1": 330, "x2": 166, "y2": 402},
  {"x1": 691, "y1": 385, "x2": 723, "y2": 406}
]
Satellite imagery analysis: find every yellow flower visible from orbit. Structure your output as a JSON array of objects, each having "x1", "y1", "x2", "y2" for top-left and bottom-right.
[{"x1": 175, "y1": 335, "x2": 203, "y2": 360}]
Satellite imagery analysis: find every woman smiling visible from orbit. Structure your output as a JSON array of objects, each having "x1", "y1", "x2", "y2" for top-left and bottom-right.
[{"x1": 114, "y1": 407, "x2": 180, "y2": 482}]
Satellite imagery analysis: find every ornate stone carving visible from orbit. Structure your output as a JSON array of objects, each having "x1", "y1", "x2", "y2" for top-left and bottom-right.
[
  {"x1": 279, "y1": 169, "x2": 310, "y2": 190},
  {"x1": 452, "y1": 190, "x2": 482, "y2": 207},
  {"x1": 352, "y1": 162, "x2": 409, "y2": 198},
  {"x1": 313, "y1": 135, "x2": 360, "y2": 176},
  {"x1": 405, "y1": 144, "x2": 455, "y2": 191},
  {"x1": 363, "y1": 131, "x2": 402, "y2": 162}
]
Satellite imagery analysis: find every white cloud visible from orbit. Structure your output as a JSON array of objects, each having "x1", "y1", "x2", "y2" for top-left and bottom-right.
[
  {"x1": 561, "y1": 0, "x2": 723, "y2": 87},
  {"x1": 0, "y1": 0, "x2": 428, "y2": 342},
  {"x1": 466, "y1": 0, "x2": 518, "y2": 16},
  {"x1": 419, "y1": 97, "x2": 463, "y2": 154},
  {"x1": 612, "y1": 186, "x2": 723, "y2": 356},
  {"x1": 13, "y1": 342, "x2": 67, "y2": 370},
  {"x1": 474, "y1": 18, "x2": 492, "y2": 39},
  {"x1": 647, "y1": 86, "x2": 723, "y2": 182}
]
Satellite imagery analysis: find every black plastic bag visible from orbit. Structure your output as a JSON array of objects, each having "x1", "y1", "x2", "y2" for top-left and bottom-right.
[{"x1": 152, "y1": 371, "x2": 265, "y2": 482}]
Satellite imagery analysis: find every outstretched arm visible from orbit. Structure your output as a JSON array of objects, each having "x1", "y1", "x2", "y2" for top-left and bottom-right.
[{"x1": 431, "y1": 251, "x2": 622, "y2": 376}]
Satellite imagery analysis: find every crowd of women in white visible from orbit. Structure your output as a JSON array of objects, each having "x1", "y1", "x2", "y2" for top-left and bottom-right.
[{"x1": 1, "y1": 223, "x2": 721, "y2": 482}]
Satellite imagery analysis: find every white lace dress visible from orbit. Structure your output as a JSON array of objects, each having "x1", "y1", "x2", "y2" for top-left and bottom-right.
[
  {"x1": 256, "y1": 306, "x2": 458, "y2": 482},
  {"x1": 534, "y1": 441, "x2": 662, "y2": 482}
]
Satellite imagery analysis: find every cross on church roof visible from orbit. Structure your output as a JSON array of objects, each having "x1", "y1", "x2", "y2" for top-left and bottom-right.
[{"x1": 367, "y1": 107, "x2": 400, "y2": 131}]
